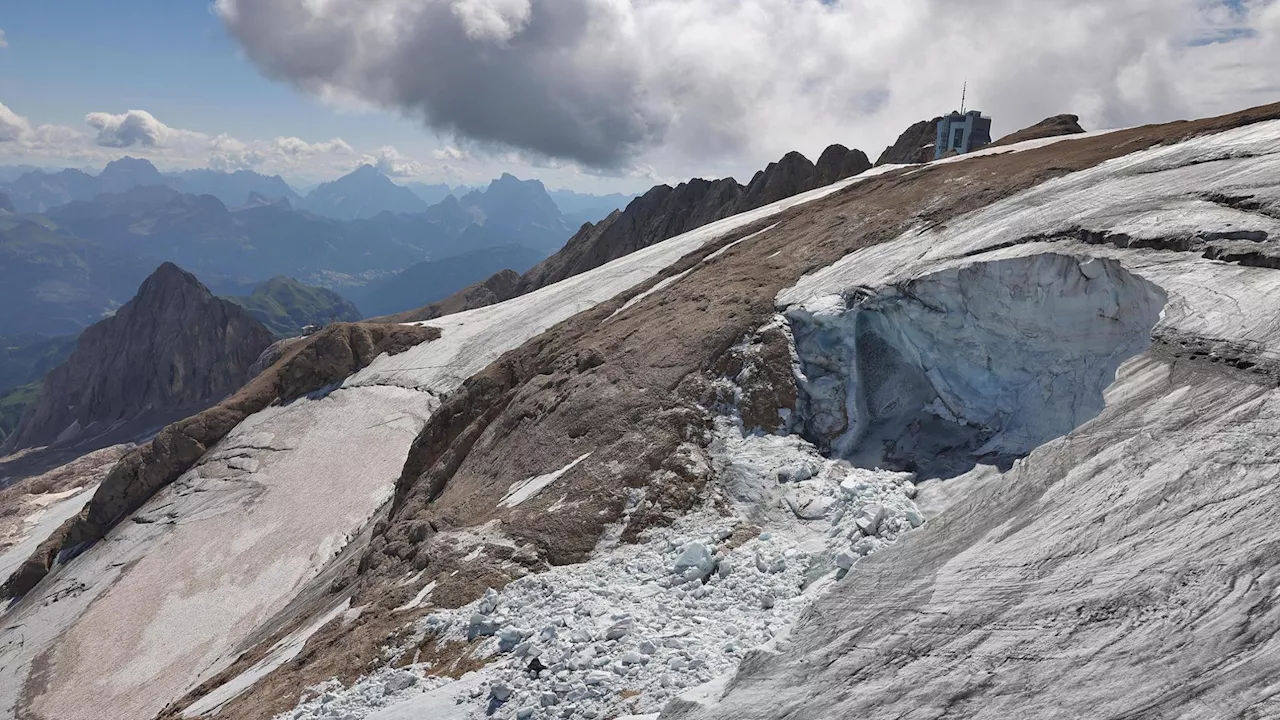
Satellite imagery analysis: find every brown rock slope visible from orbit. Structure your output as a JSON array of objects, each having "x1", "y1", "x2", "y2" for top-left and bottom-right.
[
  {"x1": 185, "y1": 101, "x2": 1280, "y2": 720},
  {"x1": 518, "y1": 145, "x2": 871, "y2": 293},
  {"x1": 991, "y1": 113, "x2": 1086, "y2": 147},
  {"x1": 3, "y1": 262, "x2": 274, "y2": 454},
  {"x1": 1, "y1": 321, "x2": 439, "y2": 599},
  {"x1": 0, "y1": 444, "x2": 131, "y2": 560}
]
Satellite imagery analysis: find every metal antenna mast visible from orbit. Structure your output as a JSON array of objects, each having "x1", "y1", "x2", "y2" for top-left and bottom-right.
[{"x1": 960, "y1": 81, "x2": 967, "y2": 114}]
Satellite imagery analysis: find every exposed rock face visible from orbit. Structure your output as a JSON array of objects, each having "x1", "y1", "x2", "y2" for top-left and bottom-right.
[
  {"x1": 518, "y1": 177, "x2": 743, "y2": 293},
  {"x1": 4, "y1": 262, "x2": 274, "y2": 454},
  {"x1": 875, "y1": 117, "x2": 942, "y2": 166},
  {"x1": 0, "y1": 321, "x2": 440, "y2": 599},
  {"x1": 816, "y1": 144, "x2": 873, "y2": 185},
  {"x1": 0, "y1": 444, "x2": 131, "y2": 581},
  {"x1": 739, "y1": 151, "x2": 823, "y2": 209},
  {"x1": 991, "y1": 113, "x2": 1086, "y2": 147},
  {"x1": 519, "y1": 144, "x2": 871, "y2": 293}
]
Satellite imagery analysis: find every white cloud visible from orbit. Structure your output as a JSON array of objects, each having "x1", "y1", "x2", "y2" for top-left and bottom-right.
[
  {"x1": 0, "y1": 101, "x2": 31, "y2": 142},
  {"x1": 0, "y1": 101, "x2": 382, "y2": 184},
  {"x1": 214, "y1": 0, "x2": 1280, "y2": 178},
  {"x1": 273, "y1": 136, "x2": 355, "y2": 157},
  {"x1": 0, "y1": 29, "x2": 9, "y2": 49},
  {"x1": 85, "y1": 109, "x2": 175, "y2": 148},
  {"x1": 363, "y1": 145, "x2": 422, "y2": 177},
  {"x1": 431, "y1": 145, "x2": 472, "y2": 161},
  {"x1": 450, "y1": 0, "x2": 532, "y2": 41}
]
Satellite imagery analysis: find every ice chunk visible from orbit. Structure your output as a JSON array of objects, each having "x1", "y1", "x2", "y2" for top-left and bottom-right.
[
  {"x1": 672, "y1": 542, "x2": 715, "y2": 579},
  {"x1": 605, "y1": 616, "x2": 634, "y2": 640},
  {"x1": 855, "y1": 503, "x2": 886, "y2": 535},
  {"x1": 784, "y1": 485, "x2": 836, "y2": 520},
  {"x1": 468, "y1": 613, "x2": 500, "y2": 639},
  {"x1": 620, "y1": 651, "x2": 650, "y2": 665}
]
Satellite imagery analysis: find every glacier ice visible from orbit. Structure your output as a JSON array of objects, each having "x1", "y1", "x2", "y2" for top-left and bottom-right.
[{"x1": 788, "y1": 253, "x2": 1166, "y2": 478}]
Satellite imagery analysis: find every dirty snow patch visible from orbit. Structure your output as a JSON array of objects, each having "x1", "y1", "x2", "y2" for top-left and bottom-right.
[
  {"x1": 183, "y1": 599, "x2": 351, "y2": 717},
  {"x1": 500, "y1": 453, "x2": 592, "y2": 508},
  {"x1": 394, "y1": 580, "x2": 438, "y2": 613}
]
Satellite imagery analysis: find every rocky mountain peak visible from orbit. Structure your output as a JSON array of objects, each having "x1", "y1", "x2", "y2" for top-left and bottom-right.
[
  {"x1": 990, "y1": 113, "x2": 1086, "y2": 147},
  {"x1": 3, "y1": 262, "x2": 275, "y2": 454},
  {"x1": 816, "y1": 144, "x2": 873, "y2": 185},
  {"x1": 516, "y1": 144, "x2": 871, "y2": 294},
  {"x1": 875, "y1": 117, "x2": 942, "y2": 166},
  {"x1": 98, "y1": 156, "x2": 165, "y2": 193}
]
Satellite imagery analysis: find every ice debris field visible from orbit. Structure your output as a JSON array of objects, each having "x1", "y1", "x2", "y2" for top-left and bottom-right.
[{"x1": 276, "y1": 414, "x2": 923, "y2": 720}]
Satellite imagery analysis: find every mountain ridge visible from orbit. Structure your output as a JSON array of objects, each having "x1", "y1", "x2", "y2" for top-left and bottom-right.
[{"x1": 2, "y1": 262, "x2": 275, "y2": 454}]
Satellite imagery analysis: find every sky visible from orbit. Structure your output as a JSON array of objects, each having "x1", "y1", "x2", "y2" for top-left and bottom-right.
[{"x1": 0, "y1": 0, "x2": 1278, "y2": 193}]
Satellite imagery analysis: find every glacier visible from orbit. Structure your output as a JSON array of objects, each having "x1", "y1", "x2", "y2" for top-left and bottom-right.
[{"x1": 676, "y1": 119, "x2": 1280, "y2": 718}]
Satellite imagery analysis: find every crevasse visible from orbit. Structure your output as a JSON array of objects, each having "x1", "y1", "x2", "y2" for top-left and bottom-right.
[{"x1": 787, "y1": 253, "x2": 1167, "y2": 478}]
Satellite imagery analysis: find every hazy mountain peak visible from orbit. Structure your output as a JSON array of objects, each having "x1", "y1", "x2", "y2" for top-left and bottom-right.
[
  {"x1": 301, "y1": 163, "x2": 428, "y2": 219},
  {"x1": 102, "y1": 156, "x2": 159, "y2": 174}
]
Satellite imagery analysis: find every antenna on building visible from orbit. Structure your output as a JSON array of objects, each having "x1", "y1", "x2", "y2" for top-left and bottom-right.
[{"x1": 960, "y1": 81, "x2": 967, "y2": 114}]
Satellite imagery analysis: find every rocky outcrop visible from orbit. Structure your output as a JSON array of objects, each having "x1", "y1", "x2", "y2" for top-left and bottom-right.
[
  {"x1": 0, "y1": 321, "x2": 440, "y2": 599},
  {"x1": 518, "y1": 144, "x2": 871, "y2": 294},
  {"x1": 875, "y1": 117, "x2": 942, "y2": 166},
  {"x1": 4, "y1": 263, "x2": 275, "y2": 454},
  {"x1": 739, "y1": 151, "x2": 823, "y2": 209},
  {"x1": 991, "y1": 113, "x2": 1086, "y2": 147},
  {"x1": 816, "y1": 144, "x2": 873, "y2": 185},
  {"x1": 518, "y1": 177, "x2": 743, "y2": 293}
]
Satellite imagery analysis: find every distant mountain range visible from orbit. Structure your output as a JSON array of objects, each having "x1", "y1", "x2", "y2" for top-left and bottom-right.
[
  {"x1": 349, "y1": 244, "x2": 546, "y2": 318},
  {"x1": 0, "y1": 157, "x2": 632, "y2": 223},
  {"x1": 550, "y1": 188, "x2": 640, "y2": 226},
  {"x1": 0, "y1": 216, "x2": 154, "y2": 336},
  {"x1": 34, "y1": 170, "x2": 575, "y2": 286},
  {"x1": 0, "y1": 159, "x2": 641, "y2": 333},
  {"x1": 166, "y1": 168, "x2": 305, "y2": 207}
]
